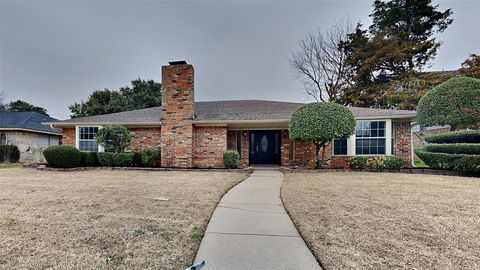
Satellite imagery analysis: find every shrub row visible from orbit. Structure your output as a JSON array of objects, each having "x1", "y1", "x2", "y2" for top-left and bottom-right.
[
  {"x1": 423, "y1": 143, "x2": 480, "y2": 155},
  {"x1": 43, "y1": 145, "x2": 162, "y2": 168},
  {"x1": 349, "y1": 156, "x2": 405, "y2": 170},
  {"x1": 425, "y1": 130, "x2": 480, "y2": 144},
  {"x1": 0, "y1": 145, "x2": 20, "y2": 163},
  {"x1": 415, "y1": 150, "x2": 480, "y2": 175}
]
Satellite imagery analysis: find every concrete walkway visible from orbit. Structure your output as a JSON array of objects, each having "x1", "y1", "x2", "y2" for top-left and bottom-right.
[{"x1": 195, "y1": 170, "x2": 322, "y2": 270}]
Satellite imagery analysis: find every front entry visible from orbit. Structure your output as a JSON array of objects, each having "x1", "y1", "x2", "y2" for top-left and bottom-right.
[{"x1": 249, "y1": 130, "x2": 281, "y2": 165}]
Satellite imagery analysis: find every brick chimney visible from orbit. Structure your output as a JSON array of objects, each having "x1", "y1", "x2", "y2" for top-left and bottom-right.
[{"x1": 160, "y1": 61, "x2": 194, "y2": 168}]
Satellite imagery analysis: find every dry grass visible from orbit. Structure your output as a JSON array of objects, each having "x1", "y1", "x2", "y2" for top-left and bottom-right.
[
  {"x1": 0, "y1": 168, "x2": 247, "y2": 270},
  {"x1": 282, "y1": 172, "x2": 480, "y2": 270}
]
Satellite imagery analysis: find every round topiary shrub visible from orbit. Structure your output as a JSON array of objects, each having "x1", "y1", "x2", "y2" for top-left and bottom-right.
[
  {"x1": 43, "y1": 145, "x2": 81, "y2": 168},
  {"x1": 289, "y1": 102, "x2": 356, "y2": 168},
  {"x1": 0, "y1": 145, "x2": 20, "y2": 163},
  {"x1": 223, "y1": 150, "x2": 240, "y2": 169},
  {"x1": 417, "y1": 77, "x2": 480, "y2": 130}
]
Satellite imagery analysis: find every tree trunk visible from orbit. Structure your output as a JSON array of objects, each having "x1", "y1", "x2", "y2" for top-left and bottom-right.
[
  {"x1": 450, "y1": 124, "x2": 457, "y2": 132},
  {"x1": 314, "y1": 142, "x2": 325, "y2": 169}
]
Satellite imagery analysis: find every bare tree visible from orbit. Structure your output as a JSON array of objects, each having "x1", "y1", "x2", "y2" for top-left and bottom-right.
[{"x1": 290, "y1": 20, "x2": 354, "y2": 102}]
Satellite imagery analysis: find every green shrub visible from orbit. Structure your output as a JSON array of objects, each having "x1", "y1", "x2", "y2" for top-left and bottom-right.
[
  {"x1": 97, "y1": 152, "x2": 135, "y2": 167},
  {"x1": 95, "y1": 124, "x2": 132, "y2": 153},
  {"x1": 141, "y1": 149, "x2": 161, "y2": 167},
  {"x1": 368, "y1": 156, "x2": 388, "y2": 170},
  {"x1": 414, "y1": 149, "x2": 461, "y2": 170},
  {"x1": 385, "y1": 156, "x2": 405, "y2": 170},
  {"x1": 417, "y1": 76, "x2": 480, "y2": 129},
  {"x1": 132, "y1": 152, "x2": 142, "y2": 167},
  {"x1": 424, "y1": 130, "x2": 480, "y2": 144},
  {"x1": 43, "y1": 145, "x2": 81, "y2": 168},
  {"x1": 454, "y1": 155, "x2": 480, "y2": 176},
  {"x1": 0, "y1": 145, "x2": 20, "y2": 163},
  {"x1": 423, "y1": 143, "x2": 480, "y2": 155},
  {"x1": 80, "y1": 151, "x2": 99, "y2": 167},
  {"x1": 223, "y1": 150, "x2": 240, "y2": 169},
  {"x1": 349, "y1": 156, "x2": 367, "y2": 169}
]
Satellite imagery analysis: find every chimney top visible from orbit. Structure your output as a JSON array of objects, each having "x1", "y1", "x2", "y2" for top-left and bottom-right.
[{"x1": 168, "y1": 60, "x2": 188, "y2": 65}]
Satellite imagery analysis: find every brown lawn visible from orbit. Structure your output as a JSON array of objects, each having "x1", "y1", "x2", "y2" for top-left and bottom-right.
[
  {"x1": 282, "y1": 172, "x2": 480, "y2": 270},
  {"x1": 0, "y1": 169, "x2": 247, "y2": 270}
]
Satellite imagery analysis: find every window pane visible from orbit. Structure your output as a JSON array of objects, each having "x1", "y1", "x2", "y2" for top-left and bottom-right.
[{"x1": 333, "y1": 138, "x2": 348, "y2": 155}]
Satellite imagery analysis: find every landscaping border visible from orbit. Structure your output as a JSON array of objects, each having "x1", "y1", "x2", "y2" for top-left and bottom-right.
[
  {"x1": 281, "y1": 167, "x2": 460, "y2": 176},
  {"x1": 33, "y1": 165, "x2": 253, "y2": 173}
]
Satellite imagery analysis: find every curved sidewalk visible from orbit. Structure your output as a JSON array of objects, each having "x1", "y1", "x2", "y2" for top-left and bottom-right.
[{"x1": 195, "y1": 170, "x2": 321, "y2": 270}]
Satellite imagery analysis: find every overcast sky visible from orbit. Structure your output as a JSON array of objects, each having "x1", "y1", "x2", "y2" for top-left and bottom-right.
[{"x1": 1, "y1": 0, "x2": 479, "y2": 119}]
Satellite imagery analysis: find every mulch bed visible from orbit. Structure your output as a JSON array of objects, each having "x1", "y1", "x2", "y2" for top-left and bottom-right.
[{"x1": 281, "y1": 167, "x2": 460, "y2": 176}]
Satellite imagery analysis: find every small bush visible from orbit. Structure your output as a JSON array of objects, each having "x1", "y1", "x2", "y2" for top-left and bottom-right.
[
  {"x1": 414, "y1": 149, "x2": 461, "y2": 170},
  {"x1": 80, "y1": 151, "x2": 99, "y2": 167},
  {"x1": 368, "y1": 156, "x2": 388, "y2": 170},
  {"x1": 141, "y1": 149, "x2": 161, "y2": 167},
  {"x1": 132, "y1": 152, "x2": 142, "y2": 167},
  {"x1": 423, "y1": 143, "x2": 480, "y2": 155},
  {"x1": 43, "y1": 145, "x2": 81, "y2": 168},
  {"x1": 454, "y1": 155, "x2": 480, "y2": 176},
  {"x1": 0, "y1": 145, "x2": 20, "y2": 163},
  {"x1": 349, "y1": 156, "x2": 367, "y2": 169},
  {"x1": 385, "y1": 156, "x2": 405, "y2": 170},
  {"x1": 425, "y1": 130, "x2": 480, "y2": 144},
  {"x1": 223, "y1": 150, "x2": 240, "y2": 169},
  {"x1": 97, "y1": 152, "x2": 135, "y2": 167}
]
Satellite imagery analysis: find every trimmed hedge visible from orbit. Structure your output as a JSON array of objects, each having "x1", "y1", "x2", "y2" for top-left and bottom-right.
[
  {"x1": 454, "y1": 155, "x2": 480, "y2": 176},
  {"x1": 97, "y1": 152, "x2": 135, "y2": 167},
  {"x1": 368, "y1": 156, "x2": 388, "y2": 170},
  {"x1": 349, "y1": 156, "x2": 367, "y2": 169},
  {"x1": 423, "y1": 143, "x2": 480, "y2": 155},
  {"x1": 80, "y1": 151, "x2": 99, "y2": 167},
  {"x1": 425, "y1": 130, "x2": 480, "y2": 144},
  {"x1": 223, "y1": 150, "x2": 240, "y2": 169},
  {"x1": 43, "y1": 145, "x2": 81, "y2": 168},
  {"x1": 141, "y1": 149, "x2": 161, "y2": 167},
  {"x1": 0, "y1": 145, "x2": 20, "y2": 163},
  {"x1": 414, "y1": 150, "x2": 461, "y2": 170}
]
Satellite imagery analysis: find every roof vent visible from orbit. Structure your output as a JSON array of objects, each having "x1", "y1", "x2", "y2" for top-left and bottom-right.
[{"x1": 169, "y1": 60, "x2": 188, "y2": 65}]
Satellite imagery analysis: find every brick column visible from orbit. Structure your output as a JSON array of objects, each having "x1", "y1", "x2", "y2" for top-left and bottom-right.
[
  {"x1": 393, "y1": 121, "x2": 412, "y2": 167},
  {"x1": 160, "y1": 62, "x2": 194, "y2": 168}
]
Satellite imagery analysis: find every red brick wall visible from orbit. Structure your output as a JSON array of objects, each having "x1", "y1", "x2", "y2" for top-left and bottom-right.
[
  {"x1": 193, "y1": 126, "x2": 227, "y2": 168},
  {"x1": 393, "y1": 121, "x2": 413, "y2": 167},
  {"x1": 227, "y1": 130, "x2": 249, "y2": 167},
  {"x1": 62, "y1": 128, "x2": 75, "y2": 146},
  {"x1": 128, "y1": 127, "x2": 161, "y2": 152},
  {"x1": 160, "y1": 63, "x2": 194, "y2": 168}
]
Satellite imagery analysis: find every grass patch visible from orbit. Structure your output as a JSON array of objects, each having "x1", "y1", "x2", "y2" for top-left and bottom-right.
[
  {"x1": 282, "y1": 172, "x2": 480, "y2": 270},
  {"x1": 414, "y1": 158, "x2": 429, "y2": 168}
]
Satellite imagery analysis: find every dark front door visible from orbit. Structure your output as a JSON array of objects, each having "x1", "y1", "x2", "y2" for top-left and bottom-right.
[{"x1": 249, "y1": 130, "x2": 281, "y2": 165}]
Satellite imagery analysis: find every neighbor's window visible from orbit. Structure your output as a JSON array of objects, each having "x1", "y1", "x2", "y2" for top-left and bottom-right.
[
  {"x1": 355, "y1": 121, "x2": 386, "y2": 155},
  {"x1": 0, "y1": 133, "x2": 6, "y2": 145},
  {"x1": 333, "y1": 138, "x2": 348, "y2": 155},
  {"x1": 79, "y1": 127, "x2": 99, "y2": 151}
]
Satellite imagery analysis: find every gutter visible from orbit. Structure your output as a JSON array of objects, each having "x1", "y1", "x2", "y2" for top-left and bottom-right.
[{"x1": 0, "y1": 128, "x2": 63, "y2": 136}]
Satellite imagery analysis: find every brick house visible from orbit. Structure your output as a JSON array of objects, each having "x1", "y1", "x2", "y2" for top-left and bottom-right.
[{"x1": 46, "y1": 61, "x2": 416, "y2": 168}]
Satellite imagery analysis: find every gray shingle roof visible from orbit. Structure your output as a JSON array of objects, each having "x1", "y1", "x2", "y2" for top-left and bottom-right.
[
  {"x1": 49, "y1": 100, "x2": 416, "y2": 126},
  {"x1": 0, "y1": 112, "x2": 62, "y2": 134}
]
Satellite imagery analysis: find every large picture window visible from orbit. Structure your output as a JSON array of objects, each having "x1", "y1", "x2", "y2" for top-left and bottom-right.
[
  {"x1": 333, "y1": 138, "x2": 348, "y2": 155},
  {"x1": 355, "y1": 121, "x2": 386, "y2": 155},
  {"x1": 79, "y1": 127, "x2": 99, "y2": 152}
]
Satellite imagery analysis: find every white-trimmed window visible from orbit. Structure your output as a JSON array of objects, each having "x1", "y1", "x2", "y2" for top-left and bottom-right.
[
  {"x1": 355, "y1": 121, "x2": 386, "y2": 155},
  {"x1": 333, "y1": 138, "x2": 348, "y2": 155},
  {"x1": 0, "y1": 133, "x2": 6, "y2": 145},
  {"x1": 78, "y1": 127, "x2": 99, "y2": 152}
]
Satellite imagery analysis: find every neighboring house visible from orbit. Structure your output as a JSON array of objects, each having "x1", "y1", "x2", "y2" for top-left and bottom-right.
[
  {"x1": 412, "y1": 124, "x2": 451, "y2": 149},
  {"x1": 46, "y1": 61, "x2": 416, "y2": 168},
  {"x1": 0, "y1": 112, "x2": 62, "y2": 163}
]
